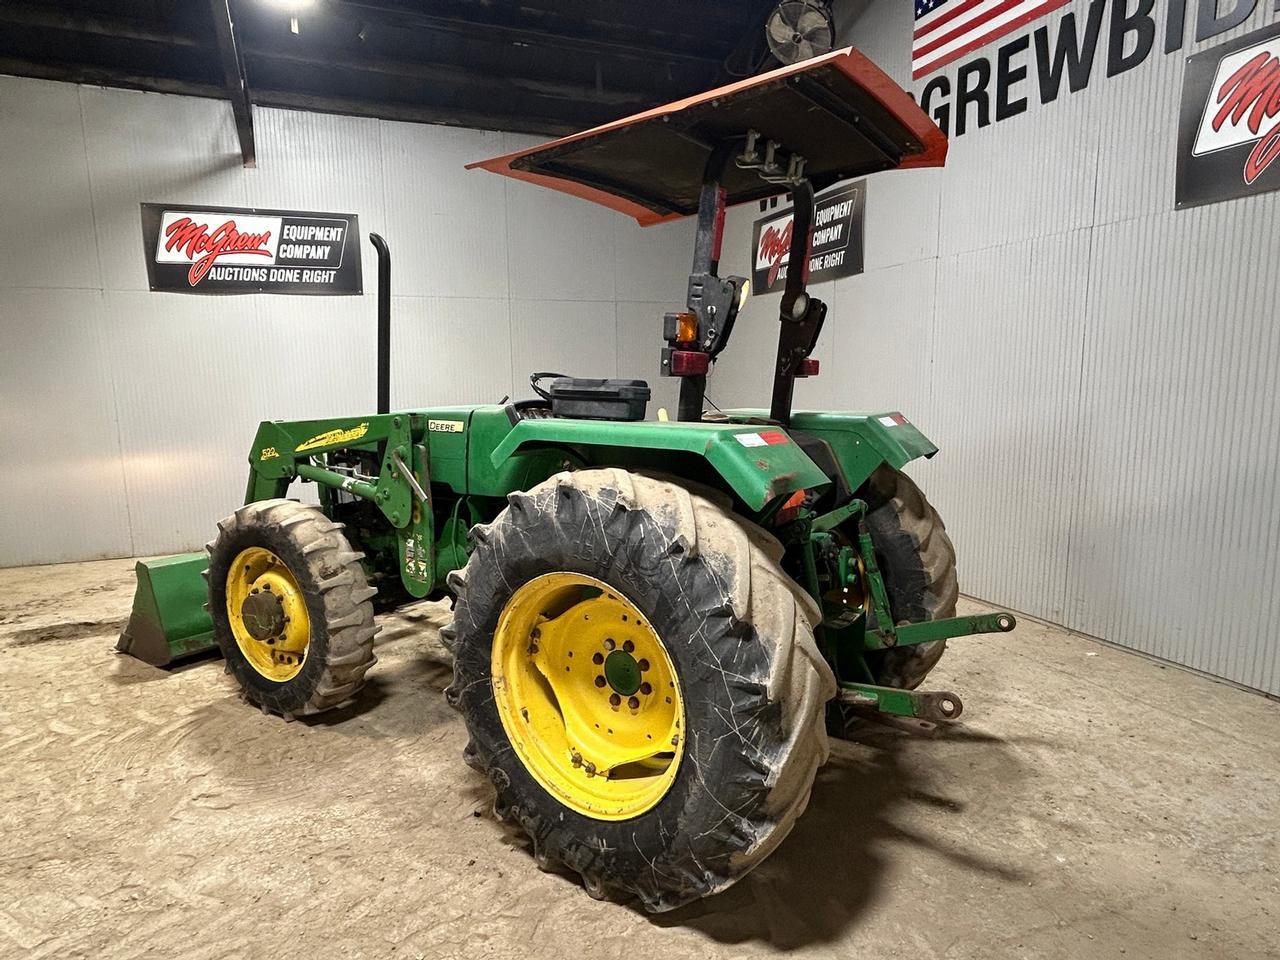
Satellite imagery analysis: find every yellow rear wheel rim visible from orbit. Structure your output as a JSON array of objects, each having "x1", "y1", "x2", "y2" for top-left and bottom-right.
[
  {"x1": 491, "y1": 573, "x2": 684, "y2": 821},
  {"x1": 225, "y1": 546, "x2": 311, "y2": 682}
]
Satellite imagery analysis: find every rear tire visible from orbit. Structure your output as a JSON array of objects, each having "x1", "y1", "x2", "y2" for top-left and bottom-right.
[
  {"x1": 859, "y1": 465, "x2": 959, "y2": 689},
  {"x1": 206, "y1": 499, "x2": 379, "y2": 716},
  {"x1": 443, "y1": 469, "x2": 835, "y2": 912}
]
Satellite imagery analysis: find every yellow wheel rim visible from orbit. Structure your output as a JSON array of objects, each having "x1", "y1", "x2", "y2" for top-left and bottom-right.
[
  {"x1": 225, "y1": 546, "x2": 311, "y2": 682},
  {"x1": 491, "y1": 573, "x2": 684, "y2": 821}
]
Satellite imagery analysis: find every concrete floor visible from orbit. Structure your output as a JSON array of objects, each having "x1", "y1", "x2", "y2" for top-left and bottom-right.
[{"x1": 0, "y1": 558, "x2": 1277, "y2": 960}]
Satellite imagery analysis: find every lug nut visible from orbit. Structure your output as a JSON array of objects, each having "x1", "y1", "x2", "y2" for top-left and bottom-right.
[
  {"x1": 609, "y1": 693, "x2": 621, "y2": 707},
  {"x1": 571, "y1": 752, "x2": 583, "y2": 767},
  {"x1": 627, "y1": 696, "x2": 640, "y2": 710},
  {"x1": 604, "y1": 638, "x2": 615, "y2": 651},
  {"x1": 622, "y1": 640, "x2": 634, "y2": 653},
  {"x1": 583, "y1": 761, "x2": 596, "y2": 777},
  {"x1": 637, "y1": 659, "x2": 649, "y2": 672},
  {"x1": 640, "y1": 682, "x2": 652, "y2": 695},
  {"x1": 594, "y1": 676, "x2": 606, "y2": 688},
  {"x1": 592, "y1": 652, "x2": 604, "y2": 665}
]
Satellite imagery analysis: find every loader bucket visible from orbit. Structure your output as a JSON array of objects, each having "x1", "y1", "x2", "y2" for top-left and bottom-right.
[{"x1": 116, "y1": 552, "x2": 218, "y2": 667}]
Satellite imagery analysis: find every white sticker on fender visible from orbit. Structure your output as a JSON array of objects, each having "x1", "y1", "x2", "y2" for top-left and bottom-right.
[{"x1": 735, "y1": 430, "x2": 789, "y2": 447}]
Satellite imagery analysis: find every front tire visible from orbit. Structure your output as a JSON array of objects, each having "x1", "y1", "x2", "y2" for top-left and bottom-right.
[
  {"x1": 443, "y1": 469, "x2": 835, "y2": 912},
  {"x1": 206, "y1": 499, "x2": 379, "y2": 716}
]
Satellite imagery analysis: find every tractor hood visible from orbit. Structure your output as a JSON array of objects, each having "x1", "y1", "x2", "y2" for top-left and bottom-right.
[{"x1": 466, "y1": 47, "x2": 946, "y2": 226}]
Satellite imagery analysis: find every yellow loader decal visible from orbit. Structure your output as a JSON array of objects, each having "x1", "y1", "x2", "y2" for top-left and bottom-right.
[{"x1": 296, "y1": 422, "x2": 370, "y2": 452}]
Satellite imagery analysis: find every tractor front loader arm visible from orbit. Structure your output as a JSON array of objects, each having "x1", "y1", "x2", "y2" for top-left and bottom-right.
[
  {"x1": 119, "y1": 413, "x2": 437, "y2": 668},
  {"x1": 247, "y1": 413, "x2": 435, "y2": 598}
]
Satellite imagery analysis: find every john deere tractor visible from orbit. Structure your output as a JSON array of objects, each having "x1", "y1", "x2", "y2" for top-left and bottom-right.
[{"x1": 119, "y1": 49, "x2": 1015, "y2": 911}]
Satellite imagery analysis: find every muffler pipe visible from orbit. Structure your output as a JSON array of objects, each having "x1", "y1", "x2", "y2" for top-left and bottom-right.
[{"x1": 370, "y1": 233, "x2": 391, "y2": 415}]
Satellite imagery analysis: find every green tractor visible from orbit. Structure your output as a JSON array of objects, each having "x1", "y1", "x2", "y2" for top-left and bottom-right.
[{"x1": 119, "y1": 48, "x2": 1015, "y2": 911}]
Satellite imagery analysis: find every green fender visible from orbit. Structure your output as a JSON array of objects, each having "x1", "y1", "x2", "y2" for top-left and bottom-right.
[
  {"x1": 488, "y1": 419, "x2": 831, "y2": 512},
  {"x1": 776, "y1": 410, "x2": 940, "y2": 492}
]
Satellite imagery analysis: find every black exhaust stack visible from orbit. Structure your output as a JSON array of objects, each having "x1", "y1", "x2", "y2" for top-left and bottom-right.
[{"x1": 370, "y1": 233, "x2": 391, "y2": 415}]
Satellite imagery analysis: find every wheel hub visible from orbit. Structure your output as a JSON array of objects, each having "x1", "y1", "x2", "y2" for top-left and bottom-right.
[
  {"x1": 490, "y1": 572, "x2": 684, "y2": 821},
  {"x1": 225, "y1": 547, "x2": 311, "y2": 682},
  {"x1": 240, "y1": 587, "x2": 285, "y2": 641},
  {"x1": 603, "y1": 649, "x2": 642, "y2": 697}
]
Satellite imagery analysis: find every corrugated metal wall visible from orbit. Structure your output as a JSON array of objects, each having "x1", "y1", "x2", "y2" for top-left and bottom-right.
[
  {"x1": 716, "y1": 0, "x2": 1280, "y2": 695},
  {"x1": 0, "y1": 76, "x2": 692, "y2": 568}
]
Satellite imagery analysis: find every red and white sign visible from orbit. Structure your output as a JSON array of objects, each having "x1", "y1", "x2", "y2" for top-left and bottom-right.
[
  {"x1": 1191, "y1": 35, "x2": 1280, "y2": 185},
  {"x1": 156, "y1": 211, "x2": 281, "y2": 286},
  {"x1": 1178, "y1": 22, "x2": 1280, "y2": 209},
  {"x1": 141, "y1": 203, "x2": 361, "y2": 295},
  {"x1": 877, "y1": 413, "x2": 910, "y2": 428},
  {"x1": 751, "y1": 183, "x2": 864, "y2": 292}
]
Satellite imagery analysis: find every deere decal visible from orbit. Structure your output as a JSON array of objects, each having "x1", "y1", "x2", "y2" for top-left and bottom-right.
[
  {"x1": 296, "y1": 423, "x2": 370, "y2": 452},
  {"x1": 140, "y1": 203, "x2": 362, "y2": 295}
]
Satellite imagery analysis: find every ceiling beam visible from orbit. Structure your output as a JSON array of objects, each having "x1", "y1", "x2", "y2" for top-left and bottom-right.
[
  {"x1": 208, "y1": 0, "x2": 256, "y2": 167},
  {"x1": 0, "y1": 56, "x2": 222, "y2": 100},
  {"x1": 0, "y1": 3, "x2": 203, "y2": 48},
  {"x1": 332, "y1": 0, "x2": 727, "y2": 67},
  {"x1": 0, "y1": 53, "x2": 577, "y2": 136},
  {"x1": 255, "y1": 89, "x2": 579, "y2": 136},
  {"x1": 241, "y1": 40, "x2": 655, "y2": 109}
]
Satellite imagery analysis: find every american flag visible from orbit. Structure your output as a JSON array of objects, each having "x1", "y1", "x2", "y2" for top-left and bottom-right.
[{"x1": 913, "y1": 0, "x2": 1071, "y2": 80}]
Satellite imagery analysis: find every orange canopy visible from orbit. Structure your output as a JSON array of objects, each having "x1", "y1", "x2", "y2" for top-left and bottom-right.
[{"x1": 467, "y1": 47, "x2": 946, "y2": 227}]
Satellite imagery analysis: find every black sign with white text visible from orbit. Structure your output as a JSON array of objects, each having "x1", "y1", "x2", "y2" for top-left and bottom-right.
[
  {"x1": 141, "y1": 203, "x2": 362, "y2": 295},
  {"x1": 750, "y1": 182, "x2": 865, "y2": 293},
  {"x1": 1176, "y1": 21, "x2": 1280, "y2": 208}
]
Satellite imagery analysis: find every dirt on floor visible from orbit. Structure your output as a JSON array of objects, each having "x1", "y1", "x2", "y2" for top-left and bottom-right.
[{"x1": 0, "y1": 557, "x2": 1277, "y2": 960}]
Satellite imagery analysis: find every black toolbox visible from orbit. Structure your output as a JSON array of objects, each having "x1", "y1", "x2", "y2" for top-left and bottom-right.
[{"x1": 543, "y1": 376, "x2": 651, "y2": 421}]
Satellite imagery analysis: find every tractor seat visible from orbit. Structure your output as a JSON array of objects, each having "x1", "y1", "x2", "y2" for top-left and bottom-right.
[{"x1": 529, "y1": 373, "x2": 650, "y2": 422}]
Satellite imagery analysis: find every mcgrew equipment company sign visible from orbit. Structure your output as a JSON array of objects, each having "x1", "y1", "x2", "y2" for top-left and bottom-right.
[
  {"x1": 751, "y1": 181, "x2": 865, "y2": 293},
  {"x1": 140, "y1": 203, "x2": 362, "y2": 295},
  {"x1": 1177, "y1": 21, "x2": 1280, "y2": 208}
]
